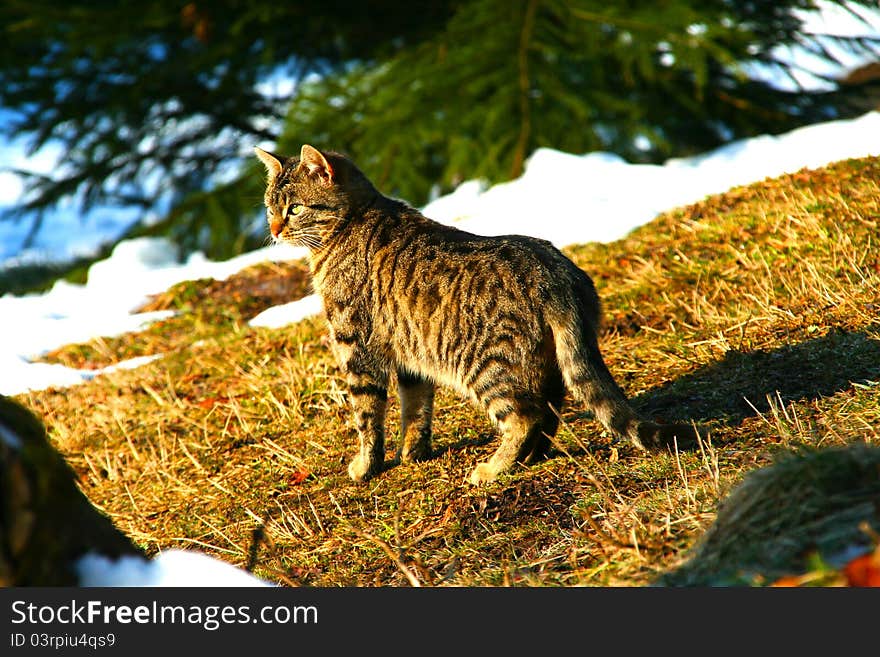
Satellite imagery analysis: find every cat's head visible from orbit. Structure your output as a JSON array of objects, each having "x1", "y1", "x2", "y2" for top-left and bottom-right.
[{"x1": 255, "y1": 144, "x2": 377, "y2": 251}]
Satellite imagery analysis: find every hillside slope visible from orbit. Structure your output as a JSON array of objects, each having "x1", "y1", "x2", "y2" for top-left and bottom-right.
[{"x1": 13, "y1": 156, "x2": 880, "y2": 586}]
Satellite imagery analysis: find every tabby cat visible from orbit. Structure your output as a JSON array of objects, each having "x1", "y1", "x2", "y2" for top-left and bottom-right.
[{"x1": 256, "y1": 144, "x2": 699, "y2": 485}]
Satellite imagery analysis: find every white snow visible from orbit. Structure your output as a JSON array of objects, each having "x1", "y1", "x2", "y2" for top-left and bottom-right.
[
  {"x1": 1, "y1": 354, "x2": 166, "y2": 396},
  {"x1": 249, "y1": 293, "x2": 324, "y2": 328},
  {"x1": 749, "y1": 0, "x2": 880, "y2": 92},
  {"x1": 424, "y1": 112, "x2": 880, "y2": 248},
  {"x1": 0, "y1": 237, "x2": 306, "y2": 395},
  {"x1": 76, "y1": 550, "x2": 274, "y2": 587}
]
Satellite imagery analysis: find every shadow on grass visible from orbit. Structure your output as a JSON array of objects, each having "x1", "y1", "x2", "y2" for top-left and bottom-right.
[
  {"x1": 633, "y1": 329, "x2": 880, "y2": 429},
  {"x1": 393, "y1": 330, "x2": 879, "y2": 465},
  {"x1": 434, "y1": 431, "x2": 496, "y2": 457}
]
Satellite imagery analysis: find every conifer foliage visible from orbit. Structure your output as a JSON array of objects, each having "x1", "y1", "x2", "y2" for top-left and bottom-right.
[{"x1": 1, "y1": 1, "x2": 878, "y2": 259}]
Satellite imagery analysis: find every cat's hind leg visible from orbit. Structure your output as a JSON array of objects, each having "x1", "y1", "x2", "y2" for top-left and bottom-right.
[
  {"x1": 468, "y1": 355, "x2": 563, "y2": 483},
  {"x1": 395, "y1": 369, "x2": 434, "y2": 463},
  {"x1": 523, "y1": 371, "x2": 564, "y2": 464},
  {"x1": 469, "y1": 401, "x2": 547, "y2": 485},
  {"x1": 523, "y1": 407, "x2": 559, "y2": 465}
]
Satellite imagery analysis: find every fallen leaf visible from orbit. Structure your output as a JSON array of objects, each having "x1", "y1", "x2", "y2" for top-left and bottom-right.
[
  {"x1": 196, "y1": 397, "x2": 228, "y2": 409},
  {"x1": 843, "y1": 549, "x2": 880, "y2": 587},
  {"x1": 289, "y1": 470, "x2": 310, "y2": 485}
]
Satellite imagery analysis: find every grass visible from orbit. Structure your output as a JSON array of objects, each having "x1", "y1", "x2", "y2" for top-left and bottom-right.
[
  {"x1": 658, "y1": 442, "x2": 880, "y2": 586},
  {"x1": 13, "y1": 156, "x2": 880, "y2": 586}
]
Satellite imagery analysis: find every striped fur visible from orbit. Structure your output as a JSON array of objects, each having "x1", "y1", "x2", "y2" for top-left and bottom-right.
[{"x1": 256, "y1": 144, "x2": 699, "y2": 484}]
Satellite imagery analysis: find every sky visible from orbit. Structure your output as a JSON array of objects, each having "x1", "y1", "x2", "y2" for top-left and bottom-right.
[{"x1": 0, "y1": 1, "x2": 878, "y2": 586}]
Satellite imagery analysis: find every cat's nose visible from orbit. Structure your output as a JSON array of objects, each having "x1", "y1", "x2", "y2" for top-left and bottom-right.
[{"x1": 269, "y1": 217, "x2": 285, "y2": 237}]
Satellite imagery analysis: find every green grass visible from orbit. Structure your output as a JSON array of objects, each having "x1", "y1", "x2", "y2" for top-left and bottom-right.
[{"x1": 14, "y1": 156, "x2": 880, "y2": 586}]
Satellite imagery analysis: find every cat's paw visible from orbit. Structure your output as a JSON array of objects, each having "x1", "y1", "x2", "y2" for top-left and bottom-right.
[
  {"x1": 468, "y1": 462, "x2": 499, "y2": 485},
  {"x1": 400, "y1": 441, "x2": 432, "y2": 463},
  {"x1": 634, "y1": 421, "x2": 701, "y2": 452},
  {"x1": 348, "y1": 454, "x2": 380, "y2": 482}
]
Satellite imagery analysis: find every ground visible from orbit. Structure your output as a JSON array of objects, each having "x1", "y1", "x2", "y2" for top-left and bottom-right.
[{"x1": 12, "y1": 157, "x2": 880, "y2": 586}]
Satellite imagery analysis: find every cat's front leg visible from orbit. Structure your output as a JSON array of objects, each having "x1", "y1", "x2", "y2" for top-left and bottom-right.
[
  {"x1": 326, "y1": 312, "x2": 390, "y2": 481},
  {"x1": 344, "y1": 367, "x2": 389, "y2": 483}
]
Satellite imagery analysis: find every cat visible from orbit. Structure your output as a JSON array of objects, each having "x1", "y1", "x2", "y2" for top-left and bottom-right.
[{"x1": 256, "y1": 144, "x2": 700, "y2": 485}]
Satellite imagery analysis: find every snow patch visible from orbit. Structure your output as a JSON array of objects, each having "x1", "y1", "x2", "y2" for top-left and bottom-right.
[
  {"x1": 249, "y1": 294, "x2": 324, "y2": 328},
  {"x1": 76, "y1": 550, "x2": 274, "y2": 587}
]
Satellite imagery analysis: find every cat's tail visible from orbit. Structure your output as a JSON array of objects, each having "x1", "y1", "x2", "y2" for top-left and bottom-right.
[{"x1": 547, "y1": 300, "x2": 700, "y2": 451}]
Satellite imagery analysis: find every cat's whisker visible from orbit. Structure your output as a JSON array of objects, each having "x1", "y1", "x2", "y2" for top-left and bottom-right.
[{"x1": 292, "y1": 231, "x2": 322, "y2": 251}]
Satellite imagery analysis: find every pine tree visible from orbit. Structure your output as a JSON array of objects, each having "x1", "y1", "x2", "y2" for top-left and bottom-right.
[
  {"x1": 1, "y1": 1, "x2": 878, "y2": 262},
  {"x1": 280, "y1": 0, "x2": 880, "y2": 204},
  {"x1": 0, "y1": 0, "x2": 456, "y2": 256}
]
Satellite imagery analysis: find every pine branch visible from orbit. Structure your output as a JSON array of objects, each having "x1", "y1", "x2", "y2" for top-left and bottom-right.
[{"x1": 511, "y1": 0, "x2": 539, "y2": 178}]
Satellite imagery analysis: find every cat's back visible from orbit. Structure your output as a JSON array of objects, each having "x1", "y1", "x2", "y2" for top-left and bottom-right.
[
  {"x1": 361, "y1": 202, "x2": 597, "y2": 328},
  {"x1": 366, "y1": 200, "x2": 578, "y2": 287},
  {"x1": 317, "y1": 197, "x2": 599, "y2": 337}
]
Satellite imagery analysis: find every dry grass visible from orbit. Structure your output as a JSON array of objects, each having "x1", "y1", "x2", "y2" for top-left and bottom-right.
[
  {"x1": 15, "y1": 156, "x2": 880, "y2": 586},
  {"x1": 658, "y1": 442, "x2": 880, "y2": 586}
]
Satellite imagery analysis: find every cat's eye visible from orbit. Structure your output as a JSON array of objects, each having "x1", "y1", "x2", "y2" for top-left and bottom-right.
[{"x1": 286, "y1": 204, "x2": 305, "y2": 218}]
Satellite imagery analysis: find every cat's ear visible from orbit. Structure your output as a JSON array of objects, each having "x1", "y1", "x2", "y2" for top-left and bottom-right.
[
  {"x1": 300, "y1": 144, "x2": 334, "y2": 185},
  {"x1": 254, "y1": 147, "x2": 284, "y2": 177}
]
